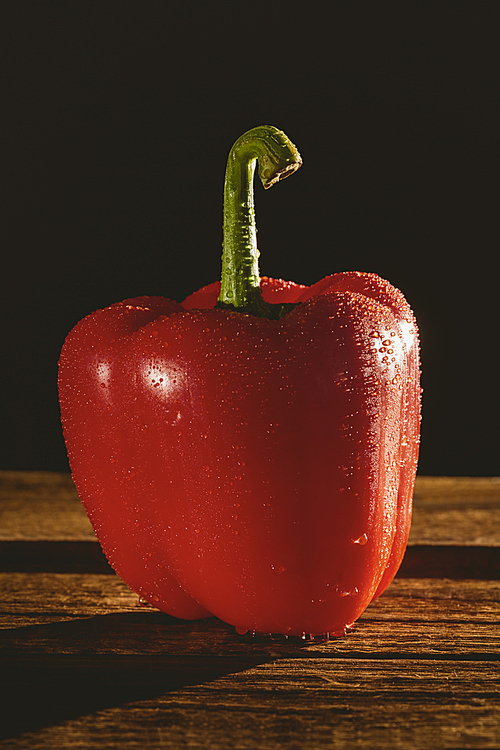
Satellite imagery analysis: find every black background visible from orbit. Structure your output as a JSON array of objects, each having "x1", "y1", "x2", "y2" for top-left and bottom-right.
[{"x1": 2, "y1": 2, "x2": 497, "y2": 475}]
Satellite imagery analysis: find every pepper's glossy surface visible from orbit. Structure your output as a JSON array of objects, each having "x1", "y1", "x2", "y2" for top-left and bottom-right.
[{"x1": 58, "y1": 271, "x2": 420, "y2": 636}]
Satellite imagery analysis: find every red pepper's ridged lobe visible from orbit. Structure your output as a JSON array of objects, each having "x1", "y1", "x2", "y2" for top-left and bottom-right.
[
  {"x1": 58, "y1": 272, "x2": 420, "y2": 635},
  {"x1": 298, "y1": 273, "x2": 421, "y2": 600},
  {"x1": 58, "y1": 296, "x2": 213, "y2": 620}
]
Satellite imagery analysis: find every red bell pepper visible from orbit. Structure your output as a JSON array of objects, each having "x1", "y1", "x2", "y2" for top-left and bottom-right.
[{"x1": 58, "y1": 126, "x2": 421, "y2": 638}]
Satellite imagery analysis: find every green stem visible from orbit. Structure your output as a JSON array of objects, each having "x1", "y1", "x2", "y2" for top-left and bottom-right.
[{"x1": 217, "y1": 126, "x2": 302, "y2": 318}]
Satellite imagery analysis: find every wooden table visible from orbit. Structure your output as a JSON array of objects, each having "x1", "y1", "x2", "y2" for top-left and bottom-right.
[{"x1": 1, "y1": 472, "x2": 499, "y2": 749}]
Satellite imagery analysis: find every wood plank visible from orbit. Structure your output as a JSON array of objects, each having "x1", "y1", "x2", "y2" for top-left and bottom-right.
[
  {"x1": 1, "y1": 472, "x2": 499, "y2": 546},
  {"x1": 1, "y1": 575, "x2": 499, "y2": 658},
  {"x1": 1, "y1": 656, "x2": 499, "y2": 749},
  {"x1": 410, "y1": 476, "x2": 500, "y2": 546},
  {"x1": 0, "y1": 471, "x2": 93, "y2": 541}
]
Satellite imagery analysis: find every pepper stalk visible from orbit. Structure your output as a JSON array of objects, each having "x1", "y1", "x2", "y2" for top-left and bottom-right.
[{"x1": 217, "y1": 126, "x2": 302, "y2": 319}]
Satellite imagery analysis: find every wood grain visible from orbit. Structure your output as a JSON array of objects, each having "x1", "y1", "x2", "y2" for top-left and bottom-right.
[
  {"x1": 410, "y1": 476, "x2": 500, "y2": 546},
  {"x1": 0, "y1": 472, "x2": 93, "y2": 541}
]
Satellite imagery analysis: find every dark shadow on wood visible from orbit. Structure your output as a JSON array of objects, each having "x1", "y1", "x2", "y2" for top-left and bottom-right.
[
  {"x1": 0, "y1": 541, "x2": 113, "y2": 573},
  {"x1": 0, "y1": 612, "x2": 270, "y2": 741},
  {"x1": 2, "y1": 541, "x2": 499, "y2": 578},
  {"x1": 398, "y1": 545, "x2": 500, "y2": 579}
]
